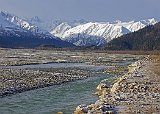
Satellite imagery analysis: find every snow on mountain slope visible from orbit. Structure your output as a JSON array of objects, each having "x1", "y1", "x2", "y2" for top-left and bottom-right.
[
  {"x1": 60, "y1": 22, "x2": 130, "y2": 41},
  {"x1": 0, "y1": 11, "x2": 36, "y2": 31},
  {"x1": 125, "y1": 19, "x2": 157, "y2": 32},
  {"x1": 0, "y1": 11, "x2": 50, "y2": 34},
  {"x1": 28, "y1": 18, "x2": 85, "y2": 34},
  {"x1": 0, "y1": 12, "x2": 21, "y2": 31},
  {"x1": 50, "y1": 22, "x2": 72, "y2": 38},
  {"x1": 0, "y1": 11, "x2": 65, "y2": 42},
  {"x1": 29, "y1": 18, "x2": 87, "y2": 35},
  {"x1": 50, "y1": 18, "x2": 157, "y2": 46},
  {"x1": 0, "y1": 12, "x2": 75, "y2": 48},
  {"x1": 0, "y1": 11, "x2": 157, "y2": 47},
  {"x1": 65, "y1": 34, "x2": 106, "y2": 46}
]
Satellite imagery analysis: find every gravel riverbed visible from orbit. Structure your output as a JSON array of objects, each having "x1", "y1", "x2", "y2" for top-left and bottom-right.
[
  {"x1": 0, "y1": 67, "x2": 94, "y2": 97},
  {"x1": 74, "y1": 56, "x2": 160, "y2": 114}
]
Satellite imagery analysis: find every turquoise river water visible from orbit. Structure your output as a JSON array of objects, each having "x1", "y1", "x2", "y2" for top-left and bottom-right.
[{"x1": 0, "y1": 60, "x2": 134, "y2": 114}]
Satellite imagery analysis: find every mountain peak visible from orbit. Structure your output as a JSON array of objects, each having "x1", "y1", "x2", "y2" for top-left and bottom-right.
[
  {"x1": 30, "y1": 16, "x2": 42, "y2": 23},
  {"x1": 0, "y1": 11, "x2": 9, "y2": 15},
  {"x1": 115, "y1": 20, "x2": 122, "y2": 24},
  {"x1": 0, "y1": 11, "x2": 49, "y2": 33},
  {"x1": 0, "y1": 11, "x2": 14, "y2": 19},
  {"x1": 148, "y1": 18, "x2": 157, "y2": 24}
]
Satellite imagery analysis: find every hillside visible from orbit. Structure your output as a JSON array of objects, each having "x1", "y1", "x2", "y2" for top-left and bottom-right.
[
  {"x1": 105, "y1": 22, "x2": 160, "y2": 50},
  {"x1": 0, "y1": 29, "x2": 75, "y2": 48}
]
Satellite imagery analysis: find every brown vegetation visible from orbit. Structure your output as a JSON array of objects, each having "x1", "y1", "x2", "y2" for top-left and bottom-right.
[{"x1": 149, "y1": 55, "x2": 160, "y2": 81}]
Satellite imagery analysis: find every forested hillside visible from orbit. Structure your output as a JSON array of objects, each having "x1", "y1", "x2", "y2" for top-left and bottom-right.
[{"x1": 105, "y1": 22, "x2": 160, "y2": 50}]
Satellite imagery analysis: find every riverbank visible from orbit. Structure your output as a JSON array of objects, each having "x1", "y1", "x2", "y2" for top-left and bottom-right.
[
  {"x1": 0, "y1": 67, "x2": 95, "y2": 97},
  {"x1": 74, "y1": 56, "x2": 160, "y2": 114}
]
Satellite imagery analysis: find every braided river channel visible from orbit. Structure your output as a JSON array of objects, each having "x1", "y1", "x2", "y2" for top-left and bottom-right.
[{"x1": 0, "y1": 56, "x2": 137, "y2": 114}]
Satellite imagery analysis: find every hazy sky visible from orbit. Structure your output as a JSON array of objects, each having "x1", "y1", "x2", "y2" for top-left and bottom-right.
[{"x1": 0, "y1": 0, "x2": 159, "y2": 22}]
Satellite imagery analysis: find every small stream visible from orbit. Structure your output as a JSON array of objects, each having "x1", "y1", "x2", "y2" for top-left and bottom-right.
[
  {"x1": 0, "y1": 74, "x2": 113, "y2": 114},
  {"x1": 0, "y1": 63, "x2": 107, "y2": 72},
  {"x1": 0, "y1": 60, "x2": 134, "y2": 114}
]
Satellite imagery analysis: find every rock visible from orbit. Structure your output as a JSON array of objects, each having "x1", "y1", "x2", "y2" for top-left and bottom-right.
[
  {"x1": 82, "y1": 107, "x2": 88, "y2": 113},
  {"x1": 74, "y1": 104, "x2": 88, "y2": 114},
  {"x1": 99, "y1": 104, "x2": 116, "y2": 114}
]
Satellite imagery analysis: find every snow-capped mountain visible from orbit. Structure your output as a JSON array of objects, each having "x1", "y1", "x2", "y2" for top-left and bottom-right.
[
  {"x1": 50, "y1": 18, "x2": 157, "y2": 46},
  {"x1": 28, "y1": 18, "x2": 87, "y2": 33},
  {"x1": 65, "y1": 34, "x2": 106, "y2": 46},
  {"x1": 50, "y1": 22, "x2": 72, "y2": 38},
  {"x1": 0, "y1": 11, "x2": 51, "y2": 34},
  {"x1": 0, "y1": 11, "x2": 158, "y2": 47},
  {"x1": 0, "y1": 11, "x2": 36, "y2": 31},
  {"x1": 0, "y1": 11, "x2": 75, "y2": 48}
]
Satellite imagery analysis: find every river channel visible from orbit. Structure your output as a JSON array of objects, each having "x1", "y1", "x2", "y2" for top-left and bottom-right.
[{"x1": 0, "y1": 59, "x2": 134, "y2": 114}]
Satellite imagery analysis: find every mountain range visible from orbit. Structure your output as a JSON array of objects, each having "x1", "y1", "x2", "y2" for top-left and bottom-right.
[
  {"x1": 0, "y1": 11, "x2": 158, "y2": 48},
  {"x1": 0, "y1": 11, "x2": 75, "y2": 48}
]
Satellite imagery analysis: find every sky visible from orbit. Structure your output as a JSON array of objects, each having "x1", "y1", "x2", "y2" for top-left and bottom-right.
[{"x1": 0, "y1": 0, "x2": 159, "y2": 22}]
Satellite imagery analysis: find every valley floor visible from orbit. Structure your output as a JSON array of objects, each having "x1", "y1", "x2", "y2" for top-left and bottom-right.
[
  {"x1": 0, "y1": 49, "x2": 139, "y2": 97},
  {"x1": 1, "y1": 48, "x2": 159, "y2": 113}
]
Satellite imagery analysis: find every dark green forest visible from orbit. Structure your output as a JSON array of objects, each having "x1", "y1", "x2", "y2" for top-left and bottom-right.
[{"x1": 105, "y1": 22, "x2": 160, "y2": 50}]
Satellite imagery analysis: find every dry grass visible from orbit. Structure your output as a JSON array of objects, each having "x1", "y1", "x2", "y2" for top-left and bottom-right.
[{"x1": 149, "y1": 55, "x2": 160, "y2": 77}]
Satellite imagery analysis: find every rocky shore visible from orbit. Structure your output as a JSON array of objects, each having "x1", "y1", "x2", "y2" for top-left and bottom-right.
[
  {"x1": 0, "y1": 68, "x2": 93, "y2": 97},
  {"x1": 74, "y1": 56, "x2": 160, "y2": 114}
]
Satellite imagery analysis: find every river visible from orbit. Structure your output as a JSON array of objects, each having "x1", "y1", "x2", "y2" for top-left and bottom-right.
[{"x1": 0, "y1": 59, "x2": 134, "y2": 114}]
